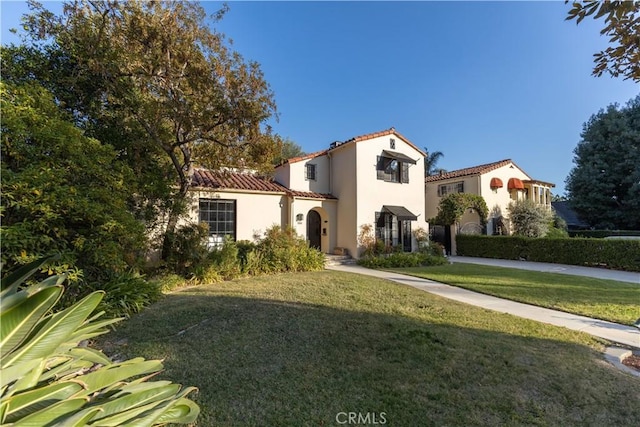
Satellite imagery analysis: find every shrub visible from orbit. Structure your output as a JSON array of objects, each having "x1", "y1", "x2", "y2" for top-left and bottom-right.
[
  {"x1": 165, "y1": 222, "x2": 210, "y2": 276},
  {"x1": 93, "y1": 271, "x2": 163, "y2": 319},
  {"x1": 358, "y1": 224, "x2": 377, "y2": 257},
  {"x1": 358, "y1": 252, "x2": 449, "y2": 269},
  {"x1": 0, "y1": 257, "x2": 199, "y2": 425},
  {"x1": 456, "y1": 235, "x2": 640, "y2": 272},
  {"x1": 151, "y1": 272, "x2": 189, "y2": 293},
  {"x1": 507, "y1": 200, "x2": 553, "y2": 238},
  {"x1": 256, "y1": 225, "x2": 324, "y2": 273}
]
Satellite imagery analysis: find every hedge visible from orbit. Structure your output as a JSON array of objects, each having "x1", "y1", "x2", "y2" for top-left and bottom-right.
[
  {"x1": 568, "y1": 230, "x2": 640, "y2": 238},
  {"x1": 456, "y1": 235, "x2": 640, "y2": 272}
]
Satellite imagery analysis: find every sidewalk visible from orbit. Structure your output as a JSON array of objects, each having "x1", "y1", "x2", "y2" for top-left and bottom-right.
[
  {"x1": 450, "y1": 256, "x2": 639, "y2": 284},
  {"x1": 326, "y1": 264, "x2": 640, "y2": 349}
]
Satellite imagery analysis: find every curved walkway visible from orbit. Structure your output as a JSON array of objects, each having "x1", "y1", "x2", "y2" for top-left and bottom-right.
[
  {"x1": 326, "y1": 263, "x2": 640, "y2": 349},
  {"x1": 450, "y1": 256, "x2": 639, "y2": 284}
]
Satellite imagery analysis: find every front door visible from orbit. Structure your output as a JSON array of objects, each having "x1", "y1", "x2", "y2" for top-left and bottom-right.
[
  {"x1": 307, "y1": 210, "x2": 321, "y2": 250},
  {"x1": 401, "y1": 220, "x2": 412, "y2": 252}
]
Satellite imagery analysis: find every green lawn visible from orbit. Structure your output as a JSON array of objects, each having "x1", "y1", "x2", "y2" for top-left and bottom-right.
[
  {"x1": 96, "y1": 271, "x2": 640, "y2": 426},
  {"x1": 392, "y1": 264, "x2": 640, "y2": 325}
]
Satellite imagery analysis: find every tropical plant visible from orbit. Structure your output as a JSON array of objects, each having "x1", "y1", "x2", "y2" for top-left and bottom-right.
[
  {"x1": 0, "y1": 257, "x2": 200, "y2": 426},
  {"x1": 423, "y1": 147, "x2": 446, "y2": 177}
]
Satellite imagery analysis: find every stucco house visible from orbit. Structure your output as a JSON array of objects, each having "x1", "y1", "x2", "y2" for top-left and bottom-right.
[
  {"x1": 186, "y1": 128, "x2": 427, "y2": 258},
  {"x1": 425, "y1": 159, "x2": 555, "y2": 237}
]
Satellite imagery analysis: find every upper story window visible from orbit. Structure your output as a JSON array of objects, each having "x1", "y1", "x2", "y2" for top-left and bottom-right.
[
  {"x1": 390, "y1": 138, "x2": 396, "y2": 149},
  {"x1": 305, "y1": 164, "x2": 316, "y2": 181},
  {"x1": 437, "y1": 181, "x2": 464, "y2": 197},
  {"x1": 377, "y1": 156, "x2": 409, "y2": 183}
]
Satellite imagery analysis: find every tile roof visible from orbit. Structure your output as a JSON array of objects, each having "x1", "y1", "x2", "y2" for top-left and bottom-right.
[
  {"x1": 340, "y1": 127, "x2": 425, "y2": 156},
  {"x1": 281, "y1": 149, "x2": 329, "y2": 165},
  {"x1": 191, "y1": 169, "x2": 336, "y2": 200},
  {"x1": 278, "y1": 128, "x2": 425, "y2": 166},
  {"x1": 425, "y1": 159, "x2": 515, "y2": 182}
]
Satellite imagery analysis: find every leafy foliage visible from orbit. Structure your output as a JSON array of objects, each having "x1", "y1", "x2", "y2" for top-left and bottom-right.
[
  {"x1": 0, "y1": 257, "x2": 199, "y2": 425},
  {"x1": 95, "y1": 272, "x2": 163, "y2": 320},
  {"x1": 19, "y1": 0, "x2": 281, "y2": 261},
  {"x1": 0, "y1": 81, "x2": 146, "y2": 290},
  {"x1": 566, "y1": 95, "x2": 640, "y2": 229},
  {"x1": 456, "y1": 234, "x2": 640, "y2": 272},
  {"x1": 507, "y1": 200, "x2": 553, "y2": 238},
  {"x1": 273, "y1": 137, "x2": 306, "y2": 165},
  {"x1": 566, "y1": 0, "x2": 640, "y2": 82},
  {"x1": 358, "y1": 252, "x2": 448, "y2": 269},
  {"x1": 431, "y1": 193, "x2": 489, "y2": 227}
]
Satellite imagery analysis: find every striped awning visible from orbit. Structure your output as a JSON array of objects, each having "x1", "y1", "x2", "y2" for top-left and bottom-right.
[{"x1": 508, "y1": 178, "x2": 525, "y2": 190}]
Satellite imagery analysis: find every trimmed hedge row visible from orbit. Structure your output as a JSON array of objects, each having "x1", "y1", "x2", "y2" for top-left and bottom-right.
[
  {"x1": 456, "y1": 235, "x2": 640, "y2": 272},
  {"x1": 568, "y1": 230, "x2": 640, "y2": 238}
]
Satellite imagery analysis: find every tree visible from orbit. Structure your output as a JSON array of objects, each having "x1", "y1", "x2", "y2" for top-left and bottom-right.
[
  {"x1": 430, "y1": 193, "x2": 489, "y2": 227},
  {"x1": 1, "y1": 81, "x2": 146, "y2": 288},
  {"x1": 566, "y1": 95, "x2": 640, "y2": 229},
  {"x1": 273, "y1": 137, "x2": 305, "y2": 165},
  {"x1": 566, "y1": 0, "x2": 640, "y2": 82},
  {"x1": 22, "y1": 0, "x2": 280, "y2": 260},
  {"x1": 507, "y1": 200, "x2": 553, "y2": 238},
  {"x1": 423, "y1": 147, "x2": 445, "y2": 177}
]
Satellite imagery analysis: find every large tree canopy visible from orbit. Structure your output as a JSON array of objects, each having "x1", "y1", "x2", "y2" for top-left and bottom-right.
[
  {"x1": 566, "y1": 0, "x2": 640, "y2": 82},
  {"x1": 17, "y1": 0, "x2": 280, "y2": 259},
  {"x1": 566, "y1": 95, "x2": 640, "y2": 229}
]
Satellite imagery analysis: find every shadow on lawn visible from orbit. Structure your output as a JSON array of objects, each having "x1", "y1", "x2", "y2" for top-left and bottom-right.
[{"x1": 98, "y1": 292, "x2": 640, "y2": 427}]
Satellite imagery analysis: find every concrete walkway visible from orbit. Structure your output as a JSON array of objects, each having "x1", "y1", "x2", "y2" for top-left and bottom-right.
[
  {"x1": 450, "y1": 256, "x2": 640, "y2": 284},
  {"x1": 326, "y1": 263, "x2": 640, "y2": 349}
]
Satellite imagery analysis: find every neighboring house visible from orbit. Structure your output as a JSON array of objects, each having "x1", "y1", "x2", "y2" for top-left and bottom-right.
[
  {"x1": 425, "y1": 159, "x2": 555, "y2": 236},
  {"x1": 551, "y1": 201, "x2": 590, "y2": 231},
  {"x1": 187, "y1": 128, "x2": 427, "y2": 258}
]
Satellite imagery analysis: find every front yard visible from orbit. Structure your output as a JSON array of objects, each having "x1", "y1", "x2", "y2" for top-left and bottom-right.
[
  {"x1": 392, "y1": 263, "x2": 640, "y2": 325},
  {"x1": 97, "y1": 271, "x2": 640, "y2": 426}
]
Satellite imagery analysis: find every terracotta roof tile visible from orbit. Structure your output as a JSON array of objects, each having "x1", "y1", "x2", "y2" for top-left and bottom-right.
[
  {"x1": 192, "y1": 169, "x2": 336, "y2": 200},
  {"x1": 425, "y1": 159, "x2": 514, "y2": 182},
  {"x1": 281, "y1": 149, "x2": 329, "y2": 165},
  {"x1": 340, "y1": 127, "x2": 425, "y2": 156}
]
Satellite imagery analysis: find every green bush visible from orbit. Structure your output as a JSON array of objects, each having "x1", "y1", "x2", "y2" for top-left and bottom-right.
[
  {"x1": 165, "y1": 222, "x2": 210, "y2": 276},
  {"x1": 358, "y1": 252, "x2": 449, "y2": 269},
  {"x1": 456, "y1": 235, "x2": 640, "y2": 272},
  {"x1": 0, "y1": 257, "x2": 199, "y2": 425},
  {"x1": 568, "y1": 230, "x2": 640, "y2": 238},
  {"x1": 255, "y1": 226, "x2": 325, "y2": 274},
  {"x1": 150, "y1": 272, "x2": 189, "y2": 293},
  {"x1": 93, "y1": 271, "x2": 163, "y2": 319}
]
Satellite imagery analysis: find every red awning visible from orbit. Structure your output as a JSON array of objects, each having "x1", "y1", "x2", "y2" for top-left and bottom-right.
[
  {"x1": 508, "y1": 178, "x2": 525, "y2": 190},
  {"x1": 490, "y1": 177, "x2": 503, "y2": 189}
]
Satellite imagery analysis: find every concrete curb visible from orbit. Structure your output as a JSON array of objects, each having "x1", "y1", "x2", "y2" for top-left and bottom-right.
[{"x1": 604, "y1": 347, "x2": 640, "y2": 378}]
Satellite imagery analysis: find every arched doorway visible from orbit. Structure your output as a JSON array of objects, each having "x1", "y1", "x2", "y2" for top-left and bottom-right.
[{"x1": 307, "y1": 210, "x2": 321, "y2": 249}]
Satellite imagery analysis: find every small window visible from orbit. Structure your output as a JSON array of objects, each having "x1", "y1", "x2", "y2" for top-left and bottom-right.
[
  {"x1": 437, "y1": 181, "x2": 464, "y2": 197},
  {"x1": 305, "y1": 164, "x2": 316, "y2": 181},
  {"x1": 390, "y1": 138, "x2": 396, "y2": 149}
]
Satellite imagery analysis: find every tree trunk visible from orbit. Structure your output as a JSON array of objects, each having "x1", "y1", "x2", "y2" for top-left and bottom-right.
[{"x1": 160, "y1": 177, "x2": 190, "y2": 261}]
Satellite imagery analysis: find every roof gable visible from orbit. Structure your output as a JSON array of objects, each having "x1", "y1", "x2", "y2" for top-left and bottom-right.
[
  {"x1": 336, "y1": 127, "x2": 425, "y2": 156},
  {"x1": 425, "y1": 159, "x2": 532, "y2": 182}
]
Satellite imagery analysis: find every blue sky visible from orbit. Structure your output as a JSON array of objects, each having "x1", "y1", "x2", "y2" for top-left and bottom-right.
[{"x1": 2, "y1": 1, "x2": 637, "y2": 196}]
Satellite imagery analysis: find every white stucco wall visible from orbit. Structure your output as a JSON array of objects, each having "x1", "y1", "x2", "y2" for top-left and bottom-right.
[
  {"x1": 330, "y1": 143, "x2": 358, "y2": 255},
  {"x1": 186, "y1": 189, "x2": 287, "y2": 242},
  {"x1": 352, "y1": 134, "x2": 426, "y2": 257},
  {"x1": 425, "y1": 176, "x2": 480, "y2": 220},
  {"x1": 289, "y1": 198, "x2": 338, "y2": 254},
  {"x1": 283, "y1": 154, "x2": 331, "y2": 194}
]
